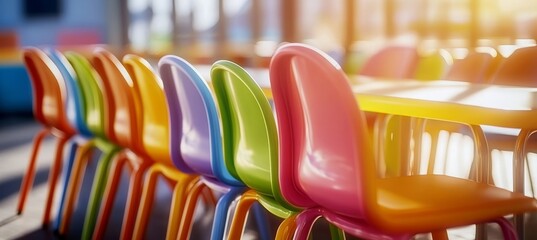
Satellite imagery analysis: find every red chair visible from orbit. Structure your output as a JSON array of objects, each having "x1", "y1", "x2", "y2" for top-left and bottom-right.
[{"x1": 270, "y1": 43, "x2": 537, "y2": 239}]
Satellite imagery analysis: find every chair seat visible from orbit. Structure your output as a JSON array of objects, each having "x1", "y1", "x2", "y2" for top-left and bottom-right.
[{"x1": 373, "y1": 175, "x2": 537, "y2": 233}]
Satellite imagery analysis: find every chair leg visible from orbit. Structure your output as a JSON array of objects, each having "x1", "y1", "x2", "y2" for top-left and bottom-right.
[
  {"x1": 132, "y1": 164, "x2": 161, "y2": 240},
  {"x1": 211, "y1": 187, "x2": 245, "y2": 240},
  {"x1": 494, "y1": 217, "x2": 517, "y2": 240},
  {"x1": 42, "y1": 134, "x2": 70, "y2": 227},
  {"x1": 176, "y1": 178, "x2": 206, "y2": 240},
  {"x1": 92, "y1": 152, "x2": 129, "y2": 240},
  {"x1": 81, "y1": 147, "x2": 120, "y2": 240},
  {"x1": 227, "y1": 190, "x2": 261, "y2": 240},
  {"x1": 252, "y1": 202, "x2": 271, "y2": 240},
  {"x1": 58, "y1": 141, "x2": 96, "y2": 235},
  {"x1": 16, "y1": 128, "x2": 50, "y2": 215},
  {"x1": 294, "y1": 208, "x2": 322, "y2": 240},
  {"x1": 120, "y1": 158, "x2": 152, "y2": 240},
  {"x1": 53, "y1": 139, "x2": 81, "y2": 231},
  {"x1": 275, "y1": 214, "x2": 297, "y2": 240},
  {"x1": 132, "y1": 163, "x2": 196, "y2": 240},
  {"x1": 431, "y1": 230, "x2": 448, "y2": 240}
]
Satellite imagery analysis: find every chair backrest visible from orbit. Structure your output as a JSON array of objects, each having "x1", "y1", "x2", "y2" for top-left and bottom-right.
[
  {"x1": 64, "y1": 52, "x2": 106, "y2": 138},
  {"x1": 91, "y1": 49, "x2": 142, "y2": 150},
  {"x1": 270, "y1": 43, "x2": 376, "y2": 218},
  {"x1": 490, "y1": 46, "x2": 537, "y2": 87},
  {"x1": 359, "y1": 45, "x2": 419, "y2": 79},
  {"x1": 46, "y1": 49, "x2": 92, "y2": 136},
  {"x1": 158, "y1": 56, "x2": 240, "y2": 185},
  {"x1": 123, "y1": 54, "x2": 173, "y2": 166},
  {"x1": 211, "y1": 60, "x2": 286, "y2": 203},
  {"x1": 23, "y1": 47, "x2": 73, "y2": 134},
  {"x1": 414, "y1": 49, "x2": 452, "y2": 81},
  {"x1": 444, "y1": 51, "x2": 493, "y2": 83}
]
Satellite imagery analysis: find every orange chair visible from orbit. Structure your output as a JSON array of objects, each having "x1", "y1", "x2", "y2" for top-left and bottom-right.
[
  {"x1": 95, "y1": 54, "x2": 198, "y2": 240},
  {"x1": 487, "y1": 45, "x2": 537, "y2": 238},
  {"x1": 444, "y1": 51, "x2": 493, "y2": 83},
  {"x1": 270, "y1": 43, "x2": 537, "y2": 240},
  {"x1": 17, "y1": 48, "x2": 76, "y2": 227}
]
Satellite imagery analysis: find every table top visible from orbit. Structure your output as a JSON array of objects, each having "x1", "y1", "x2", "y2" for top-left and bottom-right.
[{"x1": 351, "y1": 76, "x2": 537, "y2": 129}]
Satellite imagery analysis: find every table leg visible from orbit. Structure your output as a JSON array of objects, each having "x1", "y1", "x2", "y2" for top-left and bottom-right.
[{"x1": 514, "y1": 129, "x2": 537, "y2": 239}]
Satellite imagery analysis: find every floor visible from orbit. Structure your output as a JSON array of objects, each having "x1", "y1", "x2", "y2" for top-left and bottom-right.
[{"x1": 0, "y1": 114, "x2": 535, "y2": 240}]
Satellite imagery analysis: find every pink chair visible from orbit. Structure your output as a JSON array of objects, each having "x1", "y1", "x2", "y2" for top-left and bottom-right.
[
  {"x1": 359, "y1": 45, "x2": 419, "y2": 79},
  {"x1": 270, "y1": 43, "x2": 537, "y2": 239}
]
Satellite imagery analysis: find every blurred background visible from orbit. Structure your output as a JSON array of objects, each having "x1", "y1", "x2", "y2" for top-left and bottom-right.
[{"x1": 2, "y1": 0, "x2": 537, "y2": 113}]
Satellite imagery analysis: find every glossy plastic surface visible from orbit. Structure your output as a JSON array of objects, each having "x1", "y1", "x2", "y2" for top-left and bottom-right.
[
  {"x1": 159, "y1": 56, "x2": 239, "y2": 185},
  {"x1": 18, "y1": 48, "x2": 75, "y2": 226},
  {"x1": 123, "y1": 54, "x2": 173, "y2": 166},
  {"x1": 46, "y1": 49, "x2": 92, "y2": 136},
  {"x1": 23, "y1": 48, "x2": 74, "y2": 134},
  {"x1": 270, "y1": 43, "x2": 537, "y2": 238},
  {"x1": 64, "y1": 52, "x2": 105, "y2": 138},
  {"x1": 211, "y1": 60, "x2": 285, "y2": 202},
  {"x1": 359, "y1": 45, "x2": 419, "y2": 79},
  {"x1": 91, "y1": 49, "x2": 141, "y2": 150},
  {"x1": 212, "y1": 60, "x2": 309, "y2": 240}
]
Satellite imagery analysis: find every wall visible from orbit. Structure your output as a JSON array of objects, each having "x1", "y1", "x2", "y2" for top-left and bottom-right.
[{"x1": 0, "y1": 0, "x2": 109, "y2": 46}]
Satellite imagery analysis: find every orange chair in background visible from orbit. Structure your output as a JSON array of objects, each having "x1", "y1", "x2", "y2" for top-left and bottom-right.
[
  {"x1": 270, "y1": 42, "x2": 537, "y2": 240},
  {"x1": 444, "y1": 51, "x2": 494, "y2": 83},
  {"x1": 486, "y1": 46, "x2": 537, "y2": 238}
]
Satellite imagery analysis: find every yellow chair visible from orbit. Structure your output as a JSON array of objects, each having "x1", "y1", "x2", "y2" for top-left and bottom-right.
[{"x1": 414, "y1": 49, "x2": 452, "y2": 81}]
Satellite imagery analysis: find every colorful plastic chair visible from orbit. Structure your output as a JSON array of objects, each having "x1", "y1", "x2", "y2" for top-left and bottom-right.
[
  {"x1": 17, "y1": 48, "x2": 76, "y2": 227},
  {"x1": 96, "y1": 54, "x2": 197, "y2": 240},
  {"x1": 43, "y1": 49, "x2": 96, "y2": 232},
  {"x1": 115, "y1": 54, "x2": 200, "y2": 240},
  {"x1": 54, "y1": 50, "x2": 121, "y2": 238},
  {"x1": 269, "y1": 43, "x2": 537, "y2": 239},
  {"x1": 444, "y1": 51, "x2": 493, "y2": 83},
  {"x1": 491, "y1": 46, "x2": 537, "y2": 87},
  {"x1": 61, "y1": 50, "x2": 196, "y2": 240},
  {"x1": 488, "y1": 45, "x2": 537, "y2": 238},
  {"x1": 211, "y1": 60, "x2": 344, "y2": 240},
  {"x1": 57, "y1": 49, "x2": 151, "y2": 239},
  {"x1": 156, "y1": 56, "x2": 270, "y2": 240}
]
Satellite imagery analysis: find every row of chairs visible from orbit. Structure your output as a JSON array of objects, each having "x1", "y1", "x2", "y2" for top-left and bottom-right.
[{"x1": 17, "y1": 43, "x2": 537, "y2": 239}]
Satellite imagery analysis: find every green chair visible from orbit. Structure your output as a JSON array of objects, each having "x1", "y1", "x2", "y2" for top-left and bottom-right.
[{"x1": 211, "y1": 60, "x2": 344, "y2": 239}]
